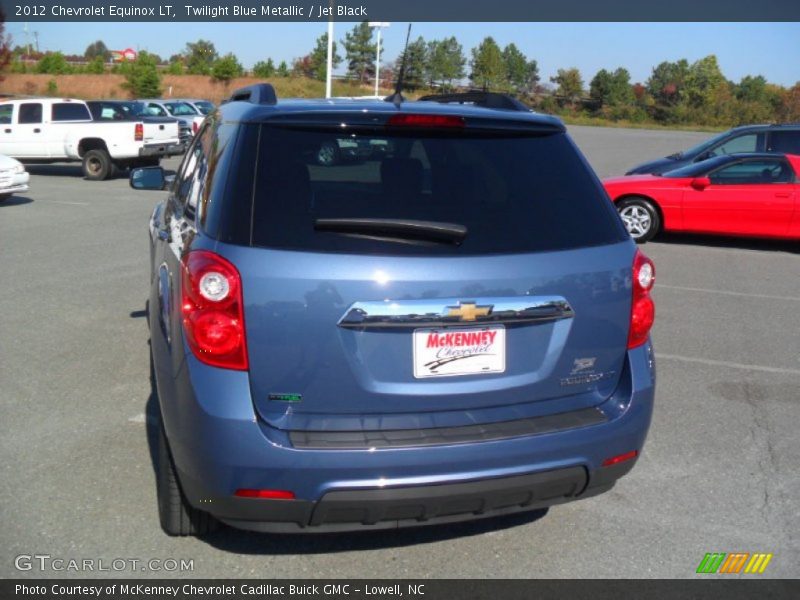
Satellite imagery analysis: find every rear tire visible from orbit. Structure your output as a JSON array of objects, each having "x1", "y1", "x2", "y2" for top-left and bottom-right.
[
  {"x1": 0, "y1": 193, "x2": 11, "y2": 203},
  {"x1": 156, "y1": 408, "x2": 219, "y2": 536},
  {"x1": 616, "y1": 197, "x2": 661, "y2": 243},
  {"x1": 82, "y1": 149, "x2": 113, "y2": 181}
]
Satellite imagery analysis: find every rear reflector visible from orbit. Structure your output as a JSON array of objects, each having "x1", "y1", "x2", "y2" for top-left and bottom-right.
[
  {"x1": 387, "y1": 114, "x2": 465, "y2": 128},
  {"x1": 235, "y1": 489, "x2": 295, "y2": 500},
  {"x1": 602, "y1": 450, "x2": 638, "y2": 467}
]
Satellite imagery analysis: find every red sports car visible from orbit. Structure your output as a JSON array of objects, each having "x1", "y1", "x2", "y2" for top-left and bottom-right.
[{"x1": 603, "y1": 152, "x2": 800, "y2": 242}]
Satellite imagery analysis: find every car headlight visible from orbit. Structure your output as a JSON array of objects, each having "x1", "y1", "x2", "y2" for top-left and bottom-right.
[{"x1": 13, "y1": 164, "x2": 25, "y2": 174}]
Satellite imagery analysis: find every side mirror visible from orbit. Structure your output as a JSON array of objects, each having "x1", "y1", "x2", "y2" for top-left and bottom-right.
[
  {"x1": 130, "y1": 166, "x2": 166, "y2": 190},
  {"x1": 690, "y1": 177, "x2": 711, "y2": 191}
]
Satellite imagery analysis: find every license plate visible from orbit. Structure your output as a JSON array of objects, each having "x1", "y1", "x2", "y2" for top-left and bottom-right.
[{"x1": 413, "y1": 326, "x2": 506, "y2": 378}]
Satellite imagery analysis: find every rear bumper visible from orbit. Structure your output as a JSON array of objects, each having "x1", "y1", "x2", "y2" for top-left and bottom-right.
[
  {"x1": 157, "y1": 338, "x2": 655, "y2": 532},
  {"x1": 139, "y1": 142, "x2": 185, "y2": 158},
  {"x1": 182, "y1": 462, "x2": 636, "y2": 533}
]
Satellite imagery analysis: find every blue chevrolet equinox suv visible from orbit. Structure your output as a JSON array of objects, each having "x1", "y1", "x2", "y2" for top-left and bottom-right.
[{"x1": 131, "y1": 85, "x2": 656, "y2": 536}]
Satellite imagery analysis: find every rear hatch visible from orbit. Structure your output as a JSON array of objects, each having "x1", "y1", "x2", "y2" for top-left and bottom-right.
[{"x1": 225, "y1": 113, "x2": 633, "y2": 432}]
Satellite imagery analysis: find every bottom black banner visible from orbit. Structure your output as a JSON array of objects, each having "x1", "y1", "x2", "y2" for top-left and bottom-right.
[{"x1": 3, "y1": 579, "x2": 799, "y2": 600}]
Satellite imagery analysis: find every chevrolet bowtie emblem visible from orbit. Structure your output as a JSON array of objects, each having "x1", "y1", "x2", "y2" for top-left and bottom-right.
[{"x1": 446, "y1": 302, "x2": 492, "y2": 322}]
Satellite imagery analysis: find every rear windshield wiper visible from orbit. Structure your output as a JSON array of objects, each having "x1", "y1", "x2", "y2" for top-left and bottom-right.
[{"x1": 314, "y1": 218, "x2": 467, "y2": 246}]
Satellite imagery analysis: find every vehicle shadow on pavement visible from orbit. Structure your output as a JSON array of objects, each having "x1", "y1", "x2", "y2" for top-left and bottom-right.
[
  {"x1": 26, "y1": 164, "x2": 85, "y2": 178},
  {"x1": 0, "y1": 195, "x2": 33, "y2": 206},
  {"x1": 26, "y1": 164, "x2": 132, "y2": 180},
  {"x1": 140, "y1": 329, "x2": 550, "y2": 553},
  {"x1": 655, "y1": 233, "x2": 798, "y2": 253},
  {"x1": 199, "y1": 508, "x2": 549, "y2": 555},
  {"x1": 144, "y1": 342, "x2": 161, "y2": 486}
]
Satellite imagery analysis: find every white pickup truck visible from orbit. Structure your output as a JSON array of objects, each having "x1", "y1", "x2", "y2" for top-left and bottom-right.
[{"x1": 0, "y1": 98, "x2": 184, "y2": 180}]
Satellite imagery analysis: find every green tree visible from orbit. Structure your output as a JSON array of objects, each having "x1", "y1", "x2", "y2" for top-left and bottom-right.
[
  {"x1": 343, "y1": 22, "x2": 377, "y2": 83},
  {"x1": 732, "y1": 75, "x2": 782, "y2": 124},
  {"x1": 589, "y1": 67, "x2": 634, "y2": 108},
  {"x1": 735, "y1": 75, "x2": 768, "y2": 103},
  {"x1": 84, "y1": 40, "x2": 110, "y2": 62},
  {"x1": 525, "y1": 61, "x2": 541, "y2": 94},
  {"x1": 470, "y1": 37, "x2": 506, "y2": 90},
  {"x1": 184, "y1": 39, "x2": 217, "y2": 75},
  {"x1": 589, "y1": 69, "x2": 613, "y2": 106},
  {"x1": 10, "y1": 58, "x2": 26, "y2": 74},
  {"x1": 502, "y1": 43, "x2": 529, "y2": 93},
  {"x1": 684, "y1": 55, "x2": 727, "y2": 109},
  {"x1": 211, "y1": 53, "x2": 243, "y2": 83},
  {"x1": 646, "y1": 59, "x2": 690, "y2": 106},
  {"x1": 395, "y1": 36, "x2": 428, "y2": 91},
  {"x1": 308, "y1": 32, "x2": 341, "y2": 81},
  {"x1": 427, "y1": 37, "x2": 465, "y2": 90},
  {"x1": 166, "y1": 59, "x2": 184, "y2": 75},
  {"x1": 778, "y1": 82, "x2": 800, "y2": 122},
  {"x1": 252, "y1": 58, "x2": 276, "y2": 78},
  {"x1": 85, "y1": 55, "x2": 106, "y2": 74},
  {"x1": 121, "y1": 51, "x2": 162, "y2": 98},
  {"x1": 277, "y1": 60, "x2": 289, "y2": 77},
  {"x1": 551, "y1": 68, "x2": 584, "y2": 105},
  {"x1": 36, "y1": 52, "x2": 72, "y2": 75}
]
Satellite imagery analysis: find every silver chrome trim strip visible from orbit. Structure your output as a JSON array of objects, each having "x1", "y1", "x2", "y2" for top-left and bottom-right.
[{"x1": 337, "y1": 297, "x2": 575, "y2": 329}]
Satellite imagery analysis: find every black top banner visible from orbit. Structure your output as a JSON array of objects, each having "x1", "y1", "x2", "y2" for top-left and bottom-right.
[{"x1": 1, "y1": 0, "x2": 800, "y2": 22}]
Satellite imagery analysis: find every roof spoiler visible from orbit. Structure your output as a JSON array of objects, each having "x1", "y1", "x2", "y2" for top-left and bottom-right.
[
  {"x1": 226, "y1": 83, "x2": 278, "y2": 106},
  {"x1": 418, "y1": 91, "x2": 531, "y2": 113}
]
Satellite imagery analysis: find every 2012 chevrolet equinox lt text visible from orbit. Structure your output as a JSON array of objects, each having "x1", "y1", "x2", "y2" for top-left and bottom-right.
[{"x1": 131, "y1": 84, "x2": 656, "y2": 536}]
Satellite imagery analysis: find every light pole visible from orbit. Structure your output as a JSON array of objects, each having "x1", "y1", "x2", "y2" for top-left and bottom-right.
[
  {"x1": 325, "y1": 0, "x2": 334, "y2": 98},
  {"x1": 368, "y1": 22, "x2": 390, "y2": 97}
]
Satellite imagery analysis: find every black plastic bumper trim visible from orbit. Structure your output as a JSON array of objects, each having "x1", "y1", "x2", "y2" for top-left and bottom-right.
[
  {"x1": 289, "y1": 407, "x2": 607, "y2": 449},
  {"x1": 218, "y1": 466, "x2": 589, "y2": 533}
]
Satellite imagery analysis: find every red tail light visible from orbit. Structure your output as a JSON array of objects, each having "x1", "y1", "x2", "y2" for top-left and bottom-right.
[
  {"x1": 628, "y1": 249, "x2": 655, "y2": 349},
  {"x1": 192, "y1": 121, "x2": 199, "y2": 134},
  {"x1": 387, "y1": 114, "x2": 465, "y2": 128},
  {"x1": 181, "y1": 251, "x2": 248, "y2": 370},
  {"x1": 134, "y1": 123, "x2": 144, "y2": 141},
  {"x1": 235, "y1": 489, "x2": 295, "y2": 500}
]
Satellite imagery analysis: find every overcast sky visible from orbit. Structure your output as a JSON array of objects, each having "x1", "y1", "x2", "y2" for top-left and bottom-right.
[{"x1": 5, "y1": 22, "x2": 799, "y2": 86}]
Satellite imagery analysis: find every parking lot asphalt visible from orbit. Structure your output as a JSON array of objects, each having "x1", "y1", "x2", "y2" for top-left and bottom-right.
[{"x1": 1, "y1": 125, "x2": 798, "y2": 579}]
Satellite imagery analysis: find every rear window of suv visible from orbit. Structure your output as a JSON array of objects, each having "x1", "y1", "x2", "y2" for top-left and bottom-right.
[{"x1": 246, "y1": 125, "x2": 625, "y2": 255}]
